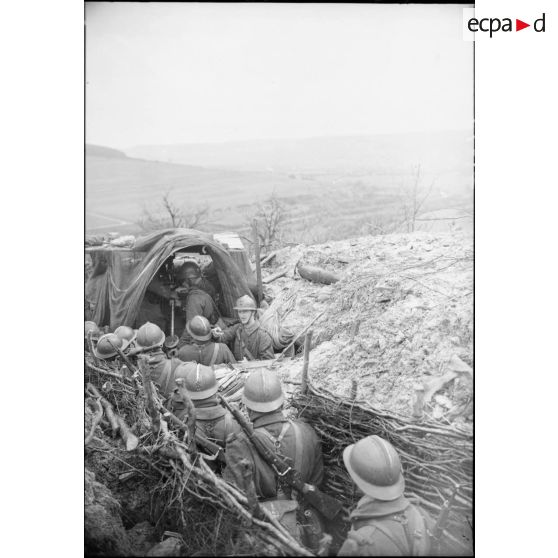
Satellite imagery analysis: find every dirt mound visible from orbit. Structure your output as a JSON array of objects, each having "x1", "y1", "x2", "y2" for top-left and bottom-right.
[
  {"x1": 266, "y1": 231, "x2": 473, "y2": 426},
  {"x1": 85, "y1": 468, "x2": 132, "y2": 556}
]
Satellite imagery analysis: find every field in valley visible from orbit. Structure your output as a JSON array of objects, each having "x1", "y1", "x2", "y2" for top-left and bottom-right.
[
  {"x1": 86, "y1": 131, "x2": 473, "y2": 241},
  {"x1": 86, "y1": 153, "x2": 319, "y2": 233}
]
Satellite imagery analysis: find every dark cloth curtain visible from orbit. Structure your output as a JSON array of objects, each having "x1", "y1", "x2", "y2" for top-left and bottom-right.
[{"x1": 88, "y1": 229, "x2": 252, "y2": 329}]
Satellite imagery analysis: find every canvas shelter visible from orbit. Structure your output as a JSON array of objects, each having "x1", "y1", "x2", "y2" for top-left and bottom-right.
[{"x1": 85, "y1": 228, "x2": 254, "y2": 330}]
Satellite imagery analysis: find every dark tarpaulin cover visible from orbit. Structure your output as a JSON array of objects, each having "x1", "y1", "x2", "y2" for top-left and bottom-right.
[{"x1": 88, "y1": 229, "x2": 252, "y2": 329}]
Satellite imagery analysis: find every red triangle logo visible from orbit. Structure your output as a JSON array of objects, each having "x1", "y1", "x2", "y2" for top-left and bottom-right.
[{"x1": 516, "y1": 19, "x2": 530, "y2": 31}]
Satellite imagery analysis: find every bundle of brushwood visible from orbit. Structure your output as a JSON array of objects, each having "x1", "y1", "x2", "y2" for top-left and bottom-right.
[
  {"x1": 215, "y1": 366, "x2": 246, "y2": 402},
  {"x1": 290, "y1": 383, "x2": 473, "y2": 554},
  {"x1": 84, "y1": 353, "x2": 312, "y2": 557}
]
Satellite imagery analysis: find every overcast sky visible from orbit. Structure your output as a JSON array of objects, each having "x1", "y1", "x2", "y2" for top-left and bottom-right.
[{"x1": 86, "y1": 3, "x2": 473, "y2": 149}]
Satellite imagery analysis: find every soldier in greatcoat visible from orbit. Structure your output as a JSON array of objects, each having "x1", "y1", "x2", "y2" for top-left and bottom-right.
[
  {"x1": 215, "y1": 296, "x2": 274, "y2": 361},
  {"x1": 177, "y1": 316, "x2": 236, "y2": 366},
  {"x1": 338, "y1": 435, "x2": 434, "y2": 556}
]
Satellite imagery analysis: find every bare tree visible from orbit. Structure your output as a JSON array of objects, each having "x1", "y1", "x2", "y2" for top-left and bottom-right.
[
  {"x1": 250, "y1": 193, "x2": 289, "y2": 253},
  {"x1": 160, "y1": 191, "x2": 183, "y2": 228},
  {"x1": 137, "y1": 191, "x2": 210, "y2": 232},
  {"x1": 365, "y1": 215, "x2": 401, "y2": 236},
  {"x1": 396, "y1": 165, "x2": 435, "y2": 233}
]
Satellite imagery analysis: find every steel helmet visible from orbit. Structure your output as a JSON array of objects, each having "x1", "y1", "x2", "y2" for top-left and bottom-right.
[
  {"x1": 177, "y1": 261, "x2": 201, "y2": 280},
  {"x1": 343, "y1": 435, "x2": 405, "y2": 501},
  {"x1": 136, "y1": 322, "x2": 165, "y2": 348},
  {"x1": 242, "y1": 369, "x2": 284, "y2": 412},
  {"x1": 94, "y1": 333, "x2": 124, "y2": 360},
  {"x1": 180, "y1": 362, "x2": 219, "y2": 400},
  {"x1": 186, "y1": 315, "x2": 212, "y2": 342},
  {"x1": 84, "y1": 321, "x2": 99, "y2": 338},
  {"x1": 114, "y1": 325, "x2": 137, "y2": 347},
  {"x1": 233, "y1": 295, "x2": 258, "y2": 312}
]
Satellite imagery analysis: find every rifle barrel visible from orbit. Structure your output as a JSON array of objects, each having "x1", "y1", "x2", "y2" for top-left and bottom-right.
[{"x1": 107, "y1": 338, "x2": 138, "y2": 372}]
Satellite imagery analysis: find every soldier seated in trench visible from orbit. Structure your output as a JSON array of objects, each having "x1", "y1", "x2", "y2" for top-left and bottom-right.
[
  {"x1": 213, "y1": 295, "x2": 274, "y2": 361},
  {"x1": 177, "y1": 315, "x2": 236, "y2": 365},
  {"x1": 168, "y1": 363, "x2": 241, "y2": 449}
]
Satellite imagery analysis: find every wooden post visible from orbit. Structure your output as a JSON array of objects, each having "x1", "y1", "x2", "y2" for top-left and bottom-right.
[
  {"x1": 350, "y1": 379, "x2": 358, "y2": 400},
  {"x1": 87, "y1": 330, "x2": 99, "y2": 366},
  {"x1": 301, "y1": 330, "x2": 313, "y2": 394},
  {"x1": 252, "y1": 219, "x2": 263, "y2": 306},
  {"x1": 412, "y1": 383, "x2": 425, "y2": 420},
  {"x1": 138, "y1": 356, "x2": 161, "y2": 434}
]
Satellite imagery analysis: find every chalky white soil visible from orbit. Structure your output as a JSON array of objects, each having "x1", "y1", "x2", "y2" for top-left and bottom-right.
[{"x1": 264, "y1": 231, "x2": 473, "y2": 429}]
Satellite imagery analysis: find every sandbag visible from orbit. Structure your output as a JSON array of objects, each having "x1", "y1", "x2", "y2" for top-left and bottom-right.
[
  {"x1": 259, "y1": 308, "x2": 295, "y2": 350},
  {"x1": 297, "y1": 264, "x2": 341, "y2": 285}
]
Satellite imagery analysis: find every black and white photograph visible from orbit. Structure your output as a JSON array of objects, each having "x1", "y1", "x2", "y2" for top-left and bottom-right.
[{"x1": 84, "y1": 2, "x2": 473, "y2": 556}]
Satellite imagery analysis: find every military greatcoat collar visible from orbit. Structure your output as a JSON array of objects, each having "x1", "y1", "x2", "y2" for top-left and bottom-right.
[
  {"x1": 192, "y1": 395, "x2": 225, "y2": 420},
  {"x1": 251, "y1": 410, "x2": 287, "y2": 429},
  {"x1": 350, "y1": 494, "x2": 410, "y2": 522},
  {"x1": 242, "y1": 320, "x2": 260, "y2": 336},
  {"x1": 146, "y1": 350, "x2": 166, "y2": 364},
  {"x1": 194, "y1": 405, "x2": 226, "y2": 420}
]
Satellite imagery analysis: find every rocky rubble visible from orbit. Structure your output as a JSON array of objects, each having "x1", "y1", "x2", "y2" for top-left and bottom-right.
[{"x1": 265, "y1": 231, "x2": 473, "y2": 427}]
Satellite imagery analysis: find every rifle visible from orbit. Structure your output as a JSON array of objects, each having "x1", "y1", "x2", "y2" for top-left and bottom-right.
[
  {"x1": 429, "y1": 483, "x2": 460, "y2": 552},
  {"x1": 159, "y1": 402, "x2": 226, "y2": 463},
  {"x1": 107, "y1": 338, "x2": 139, "y2": 374},
  {"x1": 106, "y1": 338, "x2": 143, "y2": 391},
  {"x1": 164, "y1": 299, "x2": 179, "y2": 350},
  {"x1": 218, "y1": 394, "x2": 343, "y2": 520}
]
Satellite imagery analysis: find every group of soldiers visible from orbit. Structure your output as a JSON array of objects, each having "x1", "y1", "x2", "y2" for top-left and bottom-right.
[
  {"x1": 135, "y1": 259, "x2": 275, "y2": 362},
  {"x1": 85, "y1": 260, "x2": 436, "y2": 556}
]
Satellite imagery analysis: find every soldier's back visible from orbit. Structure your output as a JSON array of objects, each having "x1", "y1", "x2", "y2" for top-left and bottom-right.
[
  {"x1": 177, "y1": 342, "x2": 235, "y2": 366},
  {"x1": 196, "y1": 407, "x2": 240, "y2": 447},
  {"x1": 338, "y1": 502, "x2": 431, "y2": 556},
  {"x1": 251, "y1": 412, "x2": 324, "y2": 490}
]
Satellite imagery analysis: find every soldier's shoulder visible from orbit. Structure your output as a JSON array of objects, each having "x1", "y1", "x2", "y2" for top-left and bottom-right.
[
  {"x1": 292, "y1": 418, "x2": 319, "y2": 437},
  {"x1": 408, "y1": 501, "x2": 435, "y2": 531}
]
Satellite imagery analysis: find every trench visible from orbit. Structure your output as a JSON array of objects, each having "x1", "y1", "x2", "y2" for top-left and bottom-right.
[{"x1": 84, "y1": 357, "x2": 472, "y2": 557}]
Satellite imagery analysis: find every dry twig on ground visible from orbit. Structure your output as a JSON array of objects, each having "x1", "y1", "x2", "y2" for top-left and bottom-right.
[{"x1": 84, "y1": 352, "x2": 312, "y2": 556}]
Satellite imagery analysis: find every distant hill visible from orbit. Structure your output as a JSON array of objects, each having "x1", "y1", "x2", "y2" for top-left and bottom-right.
[
  {"x1": 127, "y1": 130, "x2": 473, "y2": 175},
  {"x1": 85, "y1": 149, "x2": 318, "y2": 233},
  {"x1": 87, "y1": 132, "x2": 473, "y2": 240},
  {"x1": 86, "y1": 144, "x2": 128, "y2": 159}
]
